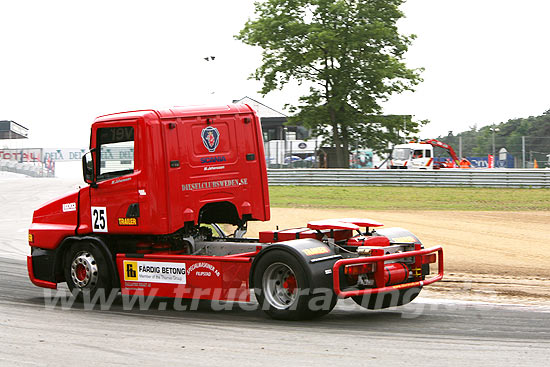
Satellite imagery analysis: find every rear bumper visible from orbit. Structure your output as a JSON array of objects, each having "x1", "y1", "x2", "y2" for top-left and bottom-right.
[
  {"x1": 27, "y1": 256, "x2": 57, "y2": 289},
  {"x1": 332, "y1": 246, "x2": 443, "y2": 298}
]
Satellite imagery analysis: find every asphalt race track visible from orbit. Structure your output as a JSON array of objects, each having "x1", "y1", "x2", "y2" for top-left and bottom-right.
[
  {"x1": 2, "y1": 256, "x2": 549, "y2": 366},
  {"x1": 1, "y1": 177, "x2": 550, "y2": 365}
]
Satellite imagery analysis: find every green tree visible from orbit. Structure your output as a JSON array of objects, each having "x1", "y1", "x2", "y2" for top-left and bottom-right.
[
  {"x1": 237, "y1": 0, "x2": 424, "y2": 167},
  {"x1": 436, "y1": 112, "x2": 550, "y2": 166}
]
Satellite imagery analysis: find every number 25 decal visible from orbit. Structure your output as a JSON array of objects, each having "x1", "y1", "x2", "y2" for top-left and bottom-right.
[{"x1": 91, "y1": 206, "x2": 108, "y2": 232}]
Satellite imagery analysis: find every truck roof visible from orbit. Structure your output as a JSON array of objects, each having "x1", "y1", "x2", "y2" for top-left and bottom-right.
[
  {"x1": 393, "y1": 143, "x2": 432, "y2": 150},
  {"x1": 94, "y1": 104, "x2": 255, "y2": 123}
]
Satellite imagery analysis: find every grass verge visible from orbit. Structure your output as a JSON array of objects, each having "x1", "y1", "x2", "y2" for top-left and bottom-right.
[{"x1": 268, "y1": 186, "x2": 550, "y2": 211}]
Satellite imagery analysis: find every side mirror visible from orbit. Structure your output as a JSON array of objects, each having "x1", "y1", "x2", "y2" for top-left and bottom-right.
[{"x1": 82, "y1": 151, "x2": 96, "y2": 187}]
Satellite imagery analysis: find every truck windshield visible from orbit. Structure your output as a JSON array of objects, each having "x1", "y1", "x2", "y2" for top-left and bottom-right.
[
  {"x1": 392, "y1": 148, "x2": 410, "y2": 160},
  {"x1": 97, "y1": 127, "x2": 134, "y2": 181}
]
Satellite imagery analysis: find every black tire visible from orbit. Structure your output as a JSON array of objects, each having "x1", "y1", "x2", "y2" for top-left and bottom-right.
[
  {"x1": 64, "y1": 242, "x2": 115, "y2": 300},
  {"x1": 253, "y1": 250, "x2": 336, "y2": 320},
  {"x1": 352, "y1": 286, "x2": 422, "y2": 310},
  {"x1": 309, "y1": 292, "x2": 338, "y2": 319}
]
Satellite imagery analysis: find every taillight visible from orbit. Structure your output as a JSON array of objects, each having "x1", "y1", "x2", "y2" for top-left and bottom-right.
[
  {"x1": 344, "y1": 263, "x2": 375, "y2": 275},
  {"x1": 422, "y1": 253, "x2": 436, "y2": 264},
  {"x1": 28, "y1": 233, "x2": 34, "y2": 244}
]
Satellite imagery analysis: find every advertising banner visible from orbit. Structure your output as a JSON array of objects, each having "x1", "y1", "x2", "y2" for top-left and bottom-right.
[
  {"x1": 488, "y1": 155, "x2": 494, "y2": 168},
  {"x1": 43, "y1": 148, "x2": 87, "y2": 162},
  {"x1": 0, "y1": 148, "x2": 42, "y2": 162}
]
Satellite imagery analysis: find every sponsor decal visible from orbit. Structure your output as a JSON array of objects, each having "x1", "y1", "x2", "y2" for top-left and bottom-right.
[
  {"x1": 123, "y1": 260, "x2": 186, "y2": 284},
  {"x1": 62, "y1": 202, "x2": 76, "y2": 212},
  {"x1": 112, "y1": 177, "x2": 132, "y2": 185},
  {"x1": 391, "y1": 236, "x2": 417, "y2": 243},
  {"x1": 302, "y1": 246, "x2": 330, "y2": 256},
  {"x1": 182, "y1": 178, "x2": 248, "y2": 191},
  {"x1": 118, "y1": 217, "x2": 138, "y2": 226},
  {"x1": 200, "y1": 156, "x2": 226, "y2": 164},
  {"x1": 201, "y1": 126, "x2": 220, "y2": 153},
  {"x1": 204, "y1": 166, "x2": 225, "y2": 171},
  {"x1": 125, "y1": 282, "x2": 151, "y2": 288},
  {"x1": 187, "y1": 262, "x2": 221, "y2": 277}
]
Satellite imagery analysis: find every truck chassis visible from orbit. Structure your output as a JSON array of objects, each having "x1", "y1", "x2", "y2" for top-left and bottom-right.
[{"x1": 29, "y1": 218, "x2": 443, "y2": 320}]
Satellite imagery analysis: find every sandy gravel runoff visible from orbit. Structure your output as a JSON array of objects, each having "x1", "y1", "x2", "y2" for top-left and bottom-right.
[
  {"x1": 248, "y1": 208, "x2": 550, "y2": 305},
  {"x1": 249, "y1": 208, "x2": 550, "y2": 277}
]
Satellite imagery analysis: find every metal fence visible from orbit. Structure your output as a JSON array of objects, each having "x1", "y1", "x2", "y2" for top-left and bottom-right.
[
  {"x1": 267, "y1": 169, "x2": 550, "y2": 188},
  {"x1": 263, "y1": 135, "x2": 550, "y2": 169},
  {"x1": 435, "y1": 135, "x2": 550, "y2": 168},
  {"x1": 0, "y1": 160, "x2": 53, "y2": 177}
]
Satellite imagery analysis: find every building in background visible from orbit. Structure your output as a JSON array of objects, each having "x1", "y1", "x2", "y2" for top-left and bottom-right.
[
  {"x1": 0, "y1": 120, "x2": 53, "y2": 176},
  {"x1": 0, "y1": 120, "x2": 28, "y2": 140},
  {"x1": 232, "y1": 96, "x2": 309, "y2": 141},
  {"x1": 233, "y1": 97, "x2": 322, "y2": 167}
]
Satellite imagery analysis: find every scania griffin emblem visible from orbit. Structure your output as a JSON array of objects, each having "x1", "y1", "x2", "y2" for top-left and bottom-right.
[{"x1": 201, "y1": 126, "x2": 220, "y2": 153}]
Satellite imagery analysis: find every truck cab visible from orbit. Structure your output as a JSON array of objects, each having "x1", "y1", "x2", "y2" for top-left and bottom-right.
[
  {"x1": 390, "y1": 143, "x2": 434, "y2": 170},
  {"x1": 31, "y1": 105, "x2": 269, "y2": 245}
]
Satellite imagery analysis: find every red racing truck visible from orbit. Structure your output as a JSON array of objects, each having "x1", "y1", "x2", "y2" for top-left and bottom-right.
[{"x1": 27, "y1": 104, "x2": 443, "y2": 320}]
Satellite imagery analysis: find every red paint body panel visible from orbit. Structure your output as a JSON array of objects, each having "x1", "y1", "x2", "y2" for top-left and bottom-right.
[
  {"x1": 259, "y1": 228, "x2": 353, "y2": 243},
  {"x1": 346, "y1": 236, "x2": 390, "y2": 247},
  {"x1": 260, "y1": 227, "x2": 320, "y2": 242},
  {"x1": 116, "y1": 254, "x2": 252, "y2": 301},
  {"x1": 30, "y1": 190, "x2": 78, "y2": 249},
  {"x1": 337, "y1": 218, "x2": 384, "y2": 228},
  {"x1": 307, "y1": 220, "x2": 360, "y2": 231},
  {"x1": 76, "y1": 186, "x2": 92, "y2": 234}
]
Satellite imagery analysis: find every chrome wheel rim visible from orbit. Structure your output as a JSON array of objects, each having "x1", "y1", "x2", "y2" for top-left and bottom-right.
[
  {"x1": 70, "y1": 251, "x2": 98, "y2": 289},
  {"x1": 262, "y1": 262, "x2": 298, "y2": 310}
]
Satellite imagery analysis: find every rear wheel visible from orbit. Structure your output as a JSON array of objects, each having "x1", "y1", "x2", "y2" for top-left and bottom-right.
[
  {"x1": 263, "y1": 262, "x2": 299, "y2": 310},
  {"x1": 352, "y1": 286, "x2": 422, "y2": 310},
  {"x1": 254, "y1": 250, "x2": 336, "y2": 320},
  {"x1": 64, "y1": 242, "x2": 115, "y2": 300}
]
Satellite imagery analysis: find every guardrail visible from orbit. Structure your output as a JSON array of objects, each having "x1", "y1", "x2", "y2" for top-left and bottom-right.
[
  {"x1": 267, "y1": 169, "x2": 550, "y2": 188},
  {"x1": 0, "y1": 161, "x2": 52, "y2": 177}
]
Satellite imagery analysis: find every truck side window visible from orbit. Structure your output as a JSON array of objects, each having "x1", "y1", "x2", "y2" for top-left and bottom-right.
[
  {"x1": 97, "y1": 126, "x2": 134, "y2": 181},
  {"x1": 425, "y1": 150, "x2": 431, "y2": 158}
]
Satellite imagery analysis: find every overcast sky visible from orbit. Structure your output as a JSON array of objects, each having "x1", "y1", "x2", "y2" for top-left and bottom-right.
[{"x1": 1, "y1": 0, "x2": 549, "y2": 149}]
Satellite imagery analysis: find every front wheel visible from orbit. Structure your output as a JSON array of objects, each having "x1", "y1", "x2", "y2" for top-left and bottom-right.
[
  {"x1": 352, "y1": 286, "x2": 422, "y2": 310},
  {"x1": 64, "y1": 242, "x2": 115, "y2": 300},
  {"x1": 253, "y1": 250, "x2": 336, "y2": 320}
]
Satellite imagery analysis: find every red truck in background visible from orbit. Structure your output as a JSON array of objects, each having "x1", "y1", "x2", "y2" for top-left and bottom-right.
[{"x1": 27, "y1": 104, "x2": 443, "y2": 320}]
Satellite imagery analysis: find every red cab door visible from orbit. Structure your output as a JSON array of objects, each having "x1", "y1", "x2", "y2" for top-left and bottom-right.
[{"x1": 88, "y1": 122, "x2": 140, "y2": 235}]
